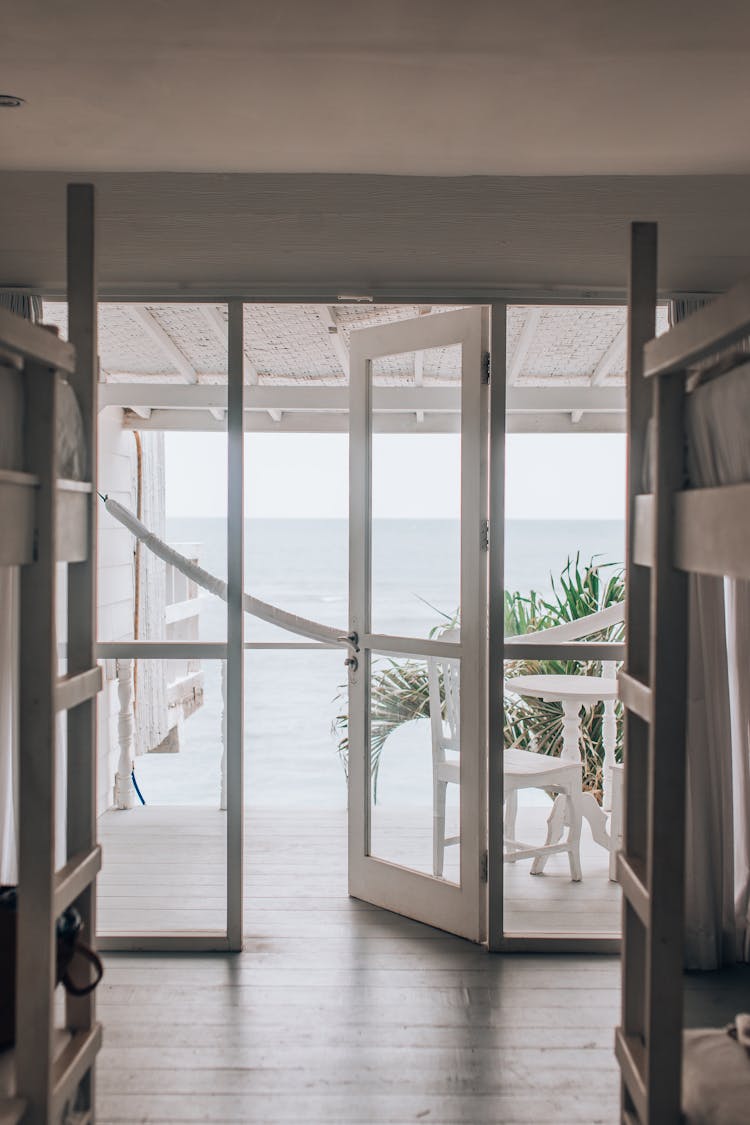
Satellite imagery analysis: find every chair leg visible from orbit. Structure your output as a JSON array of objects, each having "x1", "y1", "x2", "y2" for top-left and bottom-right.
[
  {"x1": 433, "y1": 779, "x2": 447, "y2": 877},
  {"x1": 504, "y1": 789, "x2": 519, "y2": 861},
  {"x1": 530, "y1": 794, "x2": 566, "y2": 876},
  {"x1": 565, "y1": 787, "x2": 583, "y2": 883}
]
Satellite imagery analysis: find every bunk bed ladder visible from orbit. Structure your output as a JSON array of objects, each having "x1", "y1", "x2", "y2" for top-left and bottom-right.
[
  {"x1": 14, "y1": 185, "x2": 102, "y2": 1125},
  {"x1": 615, "y1": 223, "x2": 690, "y2": 1124}
]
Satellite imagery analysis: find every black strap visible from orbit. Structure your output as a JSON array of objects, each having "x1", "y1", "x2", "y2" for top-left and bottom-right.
[{"x1": 61, "y1": 942, "x2": 104, "y2": 997}]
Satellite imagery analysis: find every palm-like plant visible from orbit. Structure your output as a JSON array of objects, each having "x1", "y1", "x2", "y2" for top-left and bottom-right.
[
  {"x1": 333, "y1": 556, "x2": 624, "y2": 801},
  {"x1": 504, "y1": 555, "x2": 624, "y2": 799}
]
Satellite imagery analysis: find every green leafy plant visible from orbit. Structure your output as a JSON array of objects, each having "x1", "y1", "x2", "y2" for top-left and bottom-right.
[
  {"x1": 504, "y1": 555, "x2": 624, "y2": 799},
  {"x1": 333, "y1": 556, "x2": 624, "y2": 801}
]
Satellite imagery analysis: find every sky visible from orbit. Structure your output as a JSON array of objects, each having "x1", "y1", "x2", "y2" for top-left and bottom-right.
[{"x1": 165, "y1": 432, "x2": 626, "y2": 521}]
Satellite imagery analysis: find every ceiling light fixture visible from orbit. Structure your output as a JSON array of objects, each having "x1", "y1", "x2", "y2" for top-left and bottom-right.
[{"x1": 0, "y1": 94, "x2": 25, "y2": 108}]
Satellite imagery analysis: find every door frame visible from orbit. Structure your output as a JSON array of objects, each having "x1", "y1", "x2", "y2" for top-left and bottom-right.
[{"x1": 86, "y1": 290, "x2": 626, "y2": 955}]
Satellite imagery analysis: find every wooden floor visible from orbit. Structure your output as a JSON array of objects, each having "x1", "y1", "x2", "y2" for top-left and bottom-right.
[
  {"x1": 96, "y1": 805, "x2": 623, "y2": 1123},
  {"x1": 97, "y1": 805, "x2": 621, "y2": 938}
]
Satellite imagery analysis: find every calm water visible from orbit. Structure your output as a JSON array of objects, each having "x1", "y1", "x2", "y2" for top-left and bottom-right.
[{"x1": 134, "y1": 518, "x2": 624, "y2": 807}]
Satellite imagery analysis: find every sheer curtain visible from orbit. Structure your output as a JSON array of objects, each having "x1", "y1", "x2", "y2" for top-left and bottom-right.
[
  {"x1": 0, "y1": 294, "x2": 37, "y2": 885},
  {"x1": 684, "y1": 362, "x2": 750, "y2": 967},
  {"x1": 0, "y1": 568, "x2": 19, "y2": 884}
]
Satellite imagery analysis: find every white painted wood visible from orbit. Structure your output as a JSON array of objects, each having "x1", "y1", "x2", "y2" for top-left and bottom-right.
[
  {"x1": 113, "y1": 658, "x2": 137, "y2": 809},
  {"x1": 100, "y1": 380, "x2": 624, "y2": 415},
  {"x1": 508, "y1": 307, "x2": 541, "y2": 383},
  {"x1": 488, "y1": 302, "x2": 507, "y2": 951},
  {"x1": 120, "y1": 406, "x2": 625, "y2": 435},
  {"x1": 220, "y1": 658, "x2": 227, "y2": 812},
  {"x1": 348, "y1": 306, "x2": 487, "y2": 943},
  {"x1": 592, "y1": 322, "x2": 627, "y2": 385},
  {"x1": 504, "y1": 640, "x2": 625, "y2": 661},
  {"x1": 199, "y1": 304, "x2": 258, "y2": 383},
  {"x1": 127, "y1": 305, "x2": 198, "y2": 382},
  {"x1": 96, "y1": 640, "x2": 228, "y2": 660},
  {"x1": 316, "y1": 305, "x2": 350, "y2": 377}
]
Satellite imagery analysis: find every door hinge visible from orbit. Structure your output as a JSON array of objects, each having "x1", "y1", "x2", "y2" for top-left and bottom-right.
[
  {"x1": 481, "y1": 352, "x2": 491, "y2": 384},
  {"x1": 480, "y1": 519, "x2": 489, "y2": 552},
  {"x1": 480, "y1": 850, "x2": 488, "y2": 883}
]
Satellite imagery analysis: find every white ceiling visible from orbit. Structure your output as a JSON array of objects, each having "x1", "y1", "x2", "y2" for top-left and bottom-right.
[{"x1": 3, "y1": 1, "x2": 750, "y2": 175}]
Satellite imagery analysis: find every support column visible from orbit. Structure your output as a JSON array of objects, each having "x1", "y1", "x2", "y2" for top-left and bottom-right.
[{"x1": 113, "y1": 658, "x2": 137, "y2": 810}]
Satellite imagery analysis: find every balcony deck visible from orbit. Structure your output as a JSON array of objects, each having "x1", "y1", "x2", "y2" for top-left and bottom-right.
[{"x1": 97, "y1": 804, "x2": 620, "y2": 939}]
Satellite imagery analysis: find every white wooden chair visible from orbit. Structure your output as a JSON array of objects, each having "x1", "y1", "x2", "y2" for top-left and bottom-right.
[{"x1": 428, "y1": 607, "x2": 624, "y2": 883}]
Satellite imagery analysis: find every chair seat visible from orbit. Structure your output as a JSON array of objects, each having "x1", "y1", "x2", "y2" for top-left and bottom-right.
[
  {"x1": 504, "y1": 746, "x2": 581, "y2": 785},
  {"x1": 435, "y1": 761, "x2": 460, "y2": 785}
]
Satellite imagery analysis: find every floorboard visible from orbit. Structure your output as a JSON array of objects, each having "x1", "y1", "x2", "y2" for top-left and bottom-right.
[
  {"x1": 95, "y1": 805, "x2": 623, "y2": 1123},
  {"x1": 97, "y1": 805, "x2": 621, "y2": 937}
]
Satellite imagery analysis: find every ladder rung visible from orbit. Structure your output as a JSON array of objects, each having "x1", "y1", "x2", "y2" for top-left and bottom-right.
[
  {"x1": 615, "y1": 1028, "x2": 647, "y2": 1124},
  {"x1": 618, "y1": 670, "x2": 653, "y2": 723},
  {"x1": 55, "y1": 666, "x2": 102, "y2": 712},
  {"x1": 54, "y1": 846, "x2": 102, "y2": 916},
  {"x1": 52, "y1": 1024, "x2": 102, "y2": 1120},
  {"x1": 618, "y1": 854, "x2": 650, "y2": 925}
]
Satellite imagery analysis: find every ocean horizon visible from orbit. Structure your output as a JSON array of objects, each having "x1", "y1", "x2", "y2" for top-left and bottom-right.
[{"x1": 134, "y1": 517, "x2": 625, "y2": 809}]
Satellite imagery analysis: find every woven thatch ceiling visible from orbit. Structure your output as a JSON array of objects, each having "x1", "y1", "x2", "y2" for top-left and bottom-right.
[{"x1": 42, "y1": 302, "x2": 669, "y2": 388}]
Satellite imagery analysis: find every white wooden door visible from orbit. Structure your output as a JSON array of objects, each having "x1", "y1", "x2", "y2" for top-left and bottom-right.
[{"x1": 348, "y1": 307, "x2": 489, "y2": 942}]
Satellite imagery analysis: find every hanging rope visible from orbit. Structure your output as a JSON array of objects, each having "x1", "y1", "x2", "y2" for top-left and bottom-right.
[{"x1": 102, "y1": 496, "x2": 356, "y2": 651}]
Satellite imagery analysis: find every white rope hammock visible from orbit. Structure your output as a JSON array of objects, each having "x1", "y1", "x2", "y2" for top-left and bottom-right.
[{"x1": 104, "y1": 497, "x2": 354, "y2": 650}]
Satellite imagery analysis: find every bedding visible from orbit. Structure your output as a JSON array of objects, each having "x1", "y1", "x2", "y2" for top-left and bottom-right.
[
  {"x1": 683, "y1": 1023, "x2": 750, "y2": 1124},
  {"x1": 0, "y1": 363, "x2": 86, "y2": 479}
]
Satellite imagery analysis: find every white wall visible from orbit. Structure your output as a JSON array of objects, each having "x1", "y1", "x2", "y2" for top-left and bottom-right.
[{"x1": 97, "y1": 405, "x2": 136, "y2": 815}]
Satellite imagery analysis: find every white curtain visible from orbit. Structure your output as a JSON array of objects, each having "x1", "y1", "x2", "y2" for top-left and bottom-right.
[
  {"x1": 684, "y1": 362, "x2": 750, "y2": 967},
  {"x1": 0, "y1": 568, "x2": 19, "y2": 884}
]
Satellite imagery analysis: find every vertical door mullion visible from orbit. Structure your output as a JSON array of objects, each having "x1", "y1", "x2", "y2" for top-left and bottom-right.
[
  {"x1": 348, "y1": 338, "x2": 370, "y2": 889},
  {"x1": 487, "y1": 302, "x2": 507, "y2": 950},
  {"x1": 227, "y1": 300, "x2": 245, "y2": 948},
  {"x1": 458, "y1": 308, "x2": 489, "y2": 942}
]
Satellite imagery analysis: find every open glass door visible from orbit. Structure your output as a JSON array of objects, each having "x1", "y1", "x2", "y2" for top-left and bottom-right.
[{"x1": 348, "y1": 307, "x2": 488, "y2": 942}]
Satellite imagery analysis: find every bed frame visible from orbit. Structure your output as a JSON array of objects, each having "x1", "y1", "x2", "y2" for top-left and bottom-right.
[
  {"x1": 616, "y1": 223, "x2": 750, "y2": 1123},
  {"x1": 0, "y1": 185, "x2": 101, "y2": 1124}
]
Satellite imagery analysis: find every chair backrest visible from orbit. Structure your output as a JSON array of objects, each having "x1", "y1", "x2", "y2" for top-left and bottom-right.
[{"x1": 427, "y1": 628, "x2": 460, "y2": 762}]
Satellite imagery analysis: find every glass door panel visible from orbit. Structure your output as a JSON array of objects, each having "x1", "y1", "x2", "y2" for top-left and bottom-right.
[{"x1": 348, "y1": 307, "x2": 488, "y2": 942}]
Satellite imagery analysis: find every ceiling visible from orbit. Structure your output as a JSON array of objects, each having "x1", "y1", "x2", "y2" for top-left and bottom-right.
[
  {"x1": 40, "y1": 300, "x2": 670, "y2": 434},
  {"x1": 3, "y1": 2, "x2": 750, "y2": 175}
]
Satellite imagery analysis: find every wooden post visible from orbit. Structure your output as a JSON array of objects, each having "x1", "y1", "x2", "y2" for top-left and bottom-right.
[
  {"x1": 226, "y1": 300, "x2": 245, "y2": 950},
  {"x1": 64, "y1": 181, "x2": 99, "y2": 1114},
  {"x1": 114, "y1": 658, "x2": 137, "y2": 809},
  {"x1": 620, "y1": 221, "x2": 658, "y2": 1122},
  {"x1": 16, "y1": 360, "x2": 58, "y2": 1125}
]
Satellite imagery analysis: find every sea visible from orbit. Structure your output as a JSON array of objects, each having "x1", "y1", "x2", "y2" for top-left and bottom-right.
[{"x1": 133, "y1": 518, "x2": 624, "y2": 809}]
